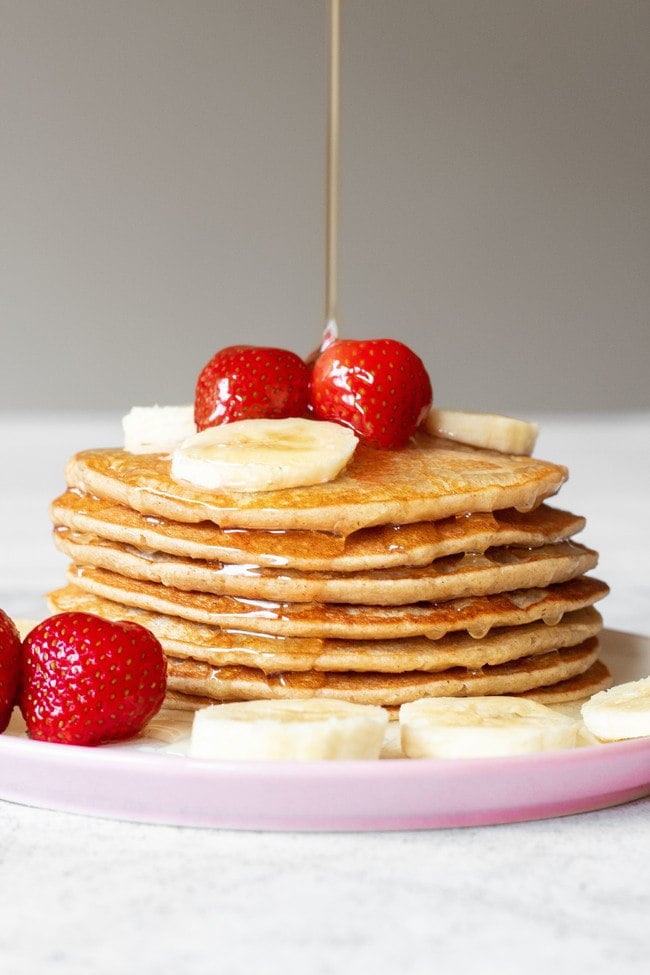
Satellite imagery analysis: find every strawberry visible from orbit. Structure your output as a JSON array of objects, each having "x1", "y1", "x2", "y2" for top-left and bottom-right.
[
  {"x1": 0, "y1": 610, "x2": 21, "y2": 734},
  {"x1": 309, "y1": 338, "x2": 433, "y2": 449},
  {"x1": 195, "y1": 345, "x2": 310, "y2": 431},
  {"x1": 20, "y1": 612, "x2": 167, "y2": 746}
]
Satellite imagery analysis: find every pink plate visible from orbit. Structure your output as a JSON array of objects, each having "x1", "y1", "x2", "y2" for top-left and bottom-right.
[{"x1": 1, "y1": 629, "x2": 649, "y2": 831}]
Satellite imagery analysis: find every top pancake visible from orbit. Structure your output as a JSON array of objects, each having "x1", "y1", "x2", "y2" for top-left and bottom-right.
[{"x1": 65, "y1": 434, "x2": 567, "y2": 534}]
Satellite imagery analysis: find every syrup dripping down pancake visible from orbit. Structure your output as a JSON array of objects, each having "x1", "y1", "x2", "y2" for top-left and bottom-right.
[
  {"x1": 54, "y1": 530, "x2": 598, "y2": 605},
  {"x1": 65, "y1": 565, "x2": 609, "y2": 640},
  {"x1": 51, "y1": 490, "x2": 584, "y2": 571},
  {"x1": 161, "y1": 660, "x2": 612, "y2": 712},
  {"x1": 46, "y1": 585, "x2": 602, "y2": 674},
  {"x1": 161, "y1": 641, "x2": 603, "y2": 708}
]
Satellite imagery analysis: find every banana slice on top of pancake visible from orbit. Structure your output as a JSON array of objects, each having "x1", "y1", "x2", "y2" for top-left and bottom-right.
[
  {"x1": 172, "y1": 417, "x2": 359, "y2": 493},
  {"x1": 426, "y1": 409, "x2": 539, "y2": 456},
  {"x1": 123, "y1": 405, "x2": 197, "y2": 454}
]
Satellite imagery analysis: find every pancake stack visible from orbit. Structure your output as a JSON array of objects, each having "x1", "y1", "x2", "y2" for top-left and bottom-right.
[{"x1": 47, "y1": 432, "x2": 610, "y2": 714}]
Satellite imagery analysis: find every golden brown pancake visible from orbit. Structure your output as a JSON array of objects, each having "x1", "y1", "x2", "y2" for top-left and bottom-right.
[
  {"x1": 163, "y1": 640, "x2": 601, "y2": 707},
  {"x1": 64, "y1": 435, "x2": 567, "y2": 534},
  {"x1": 46, "y1": 584, "x2": 602, "y2": 673},
  {"x1": 65, "y1": 565, "x2": 608, "y2": 640},
  {"x1": 54, "y1": 529, "x2": 597, "y2": 605},
  {"x1": 48, "y1": 430, "x2": 609, "y2": 718},
  {"x1": 162, "y1": 659, "x2": 611, "y2": 713},
  {"x1": 517, "y1": 659, "x2": 611, "y2": 703},
  {"x1": 51, "y1": 490, "x2": 584, "y2": 571}
]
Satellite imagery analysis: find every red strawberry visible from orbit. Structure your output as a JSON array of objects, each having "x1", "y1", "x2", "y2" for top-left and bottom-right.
[
  {"x1": 309, "y1": 338, "x2": 433, "y2": 449},
  {"x1": 20, "y1": 612, "x2": 167, "y2": 746},
  {"x1": 195, "y1": 345, "x2": 310, "y2": 431},
  {"x1": 0, "y1": 610, "x2": 21, "y2": 734}
]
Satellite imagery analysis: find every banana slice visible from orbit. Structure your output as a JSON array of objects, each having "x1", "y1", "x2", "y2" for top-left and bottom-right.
[
  {"x1": 425, "y1": 409, "x2": 539, "y2": 456},
  {"x1": 123, "y1": 405, "x2": 196, "y2": 455},
  {"x1": 189, "y1": 698, "x2": 389, "y2": 761},
  {"x1": 581, "y1": 678, "x2": 650, "y2": 741},
  {"x1": 549, "y1": 702, "x2": 602, "y2": 747},
  {"x1": 400, "y1": 696, "x2": 579, "y2": 759},
  {"x1": 13, "y1": 619, "x2": 40, "y2": 640},
  {"x1": 171, "y1": 417, "x2": 358, "y2": 493}
]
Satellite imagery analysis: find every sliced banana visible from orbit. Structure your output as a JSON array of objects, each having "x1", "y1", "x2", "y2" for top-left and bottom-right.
[
  {"x1": 400, "y1": 696, "x2": 580, "y2": 759},
  {"x1": 425, "y1": 409, "x2": 539, "y2": 456},
  {"x1": 189, "y1": 698, "x2": 389, "y2": 761},
  {"x1": 171, "y1": 417, "x2": 358, "y2": 493},
  {"x1": 581, "y1": 678, "x2": 650, "y2": 741},
  {"x1": 123, "y1": 405, "x2": 196, "y2": 455},
  {"x1": 548, "y1": 702, "x2": 602, "y2": 747},
  {"x1": 13, "y1": 619, "x2": 40, "y2": 640}
]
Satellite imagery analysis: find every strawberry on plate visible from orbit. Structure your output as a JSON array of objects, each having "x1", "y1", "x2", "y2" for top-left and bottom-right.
[
  {"x1": 0, "y1": 609, "x2": 21, "y2": 733},
  {"x1": 20, "y1": 612, "x2": 167, "y2": 746},
  {"x1": 309, "y1": 338, "x2": 433, "y2": 449},
  {"x1": 195, "y1": 345, "x2": 310, "y2": 431}
]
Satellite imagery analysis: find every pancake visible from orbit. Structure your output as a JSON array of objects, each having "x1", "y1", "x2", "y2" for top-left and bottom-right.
[
  {"x1": 48, "y1": 427, "x2": 610, "y2": 722},
  {"x1": 64, "y1": 435, "x2": 567, "y2": 534},
  {"x1": 164, "y1": 688, "x2": 215, "y2": 712},
  {"x1": 66, "y1": 565, "x2": 609, "y2": 640},
  {"x1": 51, "y1": 490, "x2": 585, "y2": 571},
  {"x1": 163, "y1": 640, "x2": 601, "y2": 707},
  {"x1": 54, "y1": 530, "x2": 598, "y2": 605},
  {"x1": 161, "y1": 659, "x2": 612, "y2": 712},
  {"x1": 46, "y1": 585, "x2": 602, "y2": 673},
  {"x1": 517, "y1": 659, "x2": 611, "y2": 703}
]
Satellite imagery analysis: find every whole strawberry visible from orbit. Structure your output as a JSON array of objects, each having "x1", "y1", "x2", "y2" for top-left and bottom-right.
[
  {"x1": 20, "y1": 612, "x2": 167, "y2": 746},
  {"x1": 0, "y1": 610, "x2": 21, "y2": 734},
  {"x1": 195, "y1": 345, "x2": 310, "y2": 430},
  {"x1": 309, "y1": 338, "x2": 433, "y2": 449}
]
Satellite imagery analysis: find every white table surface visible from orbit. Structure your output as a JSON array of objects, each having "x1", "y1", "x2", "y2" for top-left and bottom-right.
[{"x1": 1, "y1": 411, "x2": 649, "y2": 975}]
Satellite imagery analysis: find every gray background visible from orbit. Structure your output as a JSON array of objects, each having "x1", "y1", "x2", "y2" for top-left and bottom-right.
[{"x1": 1, "y1": 0, "x2": 648, "y2": 414}]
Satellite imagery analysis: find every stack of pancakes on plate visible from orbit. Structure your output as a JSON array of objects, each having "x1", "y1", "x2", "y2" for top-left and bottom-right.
[{"x1": 47, "y1": 433, "x2": 610, "y2": 713}]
